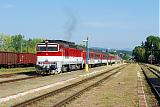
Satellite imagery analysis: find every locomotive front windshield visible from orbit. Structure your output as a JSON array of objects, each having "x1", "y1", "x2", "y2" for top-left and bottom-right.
[
  {"x1": 48, "y1": 45, "x2": 58, "y2": 51},
  {"x1": 37, "y1": 44, "x2": 58, "y2": 51},
  {"x1": 37, "y1": 45, "x2": 46, "y2": 51}
]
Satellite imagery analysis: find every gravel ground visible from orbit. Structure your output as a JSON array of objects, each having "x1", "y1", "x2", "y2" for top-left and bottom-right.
[
  {"x1": 66, "y1": 64, "x2": 139, "y2": 107},
  {"x1": 0, "y1": 64, "x2": 123, "y2": 106}
]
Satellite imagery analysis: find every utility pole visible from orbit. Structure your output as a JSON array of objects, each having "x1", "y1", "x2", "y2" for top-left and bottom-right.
[
  {"x1": 21, "y1": 39, "x2": 22, "y2": 53},
  {"x1": 20, "y1": 35, "x2": 24, "y2": 53}
]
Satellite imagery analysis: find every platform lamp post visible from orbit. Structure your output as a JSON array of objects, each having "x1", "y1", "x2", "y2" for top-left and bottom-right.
[
  {"x1": 114, "y1": 50, "x2": 117, "y2": 64},
  {"x1": 151, "y1": 43, "x2": 153, "y2": 64},
  {"x1": 83, "y1": 37, "x2": 89, "y2": 72},
  {"x1": 106, "y1": 48, "x2": 110, "y2": 66}
]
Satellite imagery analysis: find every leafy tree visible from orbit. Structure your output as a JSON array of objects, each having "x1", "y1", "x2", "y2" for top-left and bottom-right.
[
  {"x1": 133, "y1": 35, "x2": 160, "y2": 63},
  {"x1": 27, "y1": 38, "x2": 43, "y2": 53},
  {"x1": 133, "y1": 46, "x2": 145, "y2": 62},
  {"x1": 122, "y1": 53, "x2": 130, "y2": 60},
  {"x1": 0, "y1": 33, "x2": 14, "y2": 51},
  {"x1": 11, "y1": 34, "x2": 24, "y2": 52},
  {"x1": 0, "y1": 33, "x2": 43, "y2": 53},
  {"x1": 144, "y1": 36, "x2": 160, "y2": 63}
]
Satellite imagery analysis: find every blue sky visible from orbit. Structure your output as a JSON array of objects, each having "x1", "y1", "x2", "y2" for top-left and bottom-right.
[{"x1": 0, "y1": 0, "x2": 159, "y2": 50}]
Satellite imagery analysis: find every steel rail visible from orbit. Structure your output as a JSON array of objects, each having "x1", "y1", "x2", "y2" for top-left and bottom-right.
[
  {"x1": 145, "y1": 65, "x2": 160, "y2": 77},
  {"x1": 140, "y1": 64, "x2": 160, "y2": 104},
  {"x1": 0, "y1": 75, "x2": 41, "y2": 84},
  {"x1": 13, "y1": 64, "x2": 128, "y2": 107},
  {"x1": 0, "y1": 74, "x2": 16, "y2": 78},
  {"x1": 52, "y1": 69, "x2": 122, "y2": 107},
  {"x1": 0, "y1": 70, "x2": 35, "y2": 78}
]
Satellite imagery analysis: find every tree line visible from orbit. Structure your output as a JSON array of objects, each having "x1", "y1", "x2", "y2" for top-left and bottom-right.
[
  {"x1": 133, "y1": 35, "x2": 160, "y2": 63},
  {"x1": 0, "y1": 33, "x2": 43, "y2": 53}
]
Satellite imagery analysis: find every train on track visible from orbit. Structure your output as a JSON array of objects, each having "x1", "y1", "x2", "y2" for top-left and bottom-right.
[
  {"x1": 35, "y1": 40, "x2": 121, "y2": 74},
  {"x1": 0, "y1": 52, "x2": 36, "y2": 69}
]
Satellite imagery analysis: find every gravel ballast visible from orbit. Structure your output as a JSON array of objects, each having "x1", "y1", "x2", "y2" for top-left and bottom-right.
[
  {"x1": 67, "y1": 64, "x2": 139, "y2": 107},
  {"x1": 0, "y1": 64, "x2": 123, "y2": 106}
]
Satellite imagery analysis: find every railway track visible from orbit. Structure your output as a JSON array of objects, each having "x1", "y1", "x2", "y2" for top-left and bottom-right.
[
  {"x1": 0, "y1": 71, "x2": 41, "y2": 84},
  {"x1": 145, "y1": 65, "x2": 160, "y2": 76},
  {"x1": 0, "y1": 71, "x2": 36, "y2": 78},
  {"x1": 0, "y1": 73, "x2": 16, "y2": 78},
  {"x1": 0, "y1": 75, "x2": 41, "y2": 84},
  {"x1": 140, "y1": 64, "x2": 160, "y2": 104},
  {"x1": 12, "y1": 64, "x2": 128, "y2": 107}
]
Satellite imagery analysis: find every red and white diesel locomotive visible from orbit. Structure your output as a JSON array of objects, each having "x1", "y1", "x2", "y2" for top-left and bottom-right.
[{"x1": 35, "y1": 40, "x2": 118, "y2": 74}]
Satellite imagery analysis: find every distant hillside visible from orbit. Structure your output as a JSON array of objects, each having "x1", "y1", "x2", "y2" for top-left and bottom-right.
[
  {"x1": 121, "y1": 48, "x2": 132, "y2": 51},
  {"x1": 116, "y1": 50, "x2": 132, "y2": 56}
]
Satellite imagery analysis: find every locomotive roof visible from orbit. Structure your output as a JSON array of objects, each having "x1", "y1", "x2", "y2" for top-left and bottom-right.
[
  {"x1": 41, "y1": 40, "x2": 77, "y2": 48},
  {"x1": 43, "y1": 40, "x2": 75, "y2": 45},
  {"x1": 41, "y1": 40, "x2": 106, "y2": 54}
]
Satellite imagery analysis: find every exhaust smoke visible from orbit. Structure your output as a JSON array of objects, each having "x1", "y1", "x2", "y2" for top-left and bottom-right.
[{"x1": 64, "y1": 9, "x2": 77, "y2": 41}]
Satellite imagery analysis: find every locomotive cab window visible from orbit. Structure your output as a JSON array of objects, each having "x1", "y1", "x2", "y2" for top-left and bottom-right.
[
  {"x1": 37, "y1": 45, "x2": 46, "y2": 51},
  {"x1": 48, "y1": 45, "x2": 58, "y2": 51},
  {"x1": 37, "y1": 44, "x2": 58, "y2": 51}
]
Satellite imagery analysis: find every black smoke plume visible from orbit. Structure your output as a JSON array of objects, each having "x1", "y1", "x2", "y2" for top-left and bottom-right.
[{"x1": 64, "y1": 9, "x2": 77, "y2": 41}]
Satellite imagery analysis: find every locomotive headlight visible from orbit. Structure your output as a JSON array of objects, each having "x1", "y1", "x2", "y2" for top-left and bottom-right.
[
  {"x1": 51, "y1": 62, "x2": 56, "y2": 64},
  {"x1": 38, "y1": 62, "x2": 42, "y2": 64}
]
